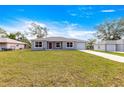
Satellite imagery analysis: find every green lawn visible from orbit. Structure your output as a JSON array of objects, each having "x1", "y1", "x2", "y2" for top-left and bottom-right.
[
  {"x1": 0, "y1": 50, "x2": 124, "y2": 87},
  {"x1": 94, "y1": 50, "x2": 124, "y2": 57}
]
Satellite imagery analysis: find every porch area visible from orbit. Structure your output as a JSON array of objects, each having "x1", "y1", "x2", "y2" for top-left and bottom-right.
[{"x1": 47, "y1": 41, "x2": 63, "y2": 49}]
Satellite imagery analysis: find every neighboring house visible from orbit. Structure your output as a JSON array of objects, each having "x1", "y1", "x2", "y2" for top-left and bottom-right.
[
  {"x1": 31, "y1": 37, "x2": 86, "y2": 50},
  {"x1": 0, "y1": 38, "x2": 26, "y2": 50},
  {"x1": 94, "y1": 39, "x2": 124, "y2": 51}
]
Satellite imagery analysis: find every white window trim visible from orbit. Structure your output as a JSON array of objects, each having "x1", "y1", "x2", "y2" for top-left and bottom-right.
[
  {"x1": 34, "y1": 41, "x2": 43, "y2": 48},
  {"x1": 55, "y1": 42, "x2": 61, "y2": 48},
  {"x1": 66, "y1": 42, "x2": 74, "y2": 48}
]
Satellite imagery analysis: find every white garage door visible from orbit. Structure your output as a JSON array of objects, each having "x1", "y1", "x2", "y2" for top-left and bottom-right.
[
  {"x1": 106, "y1": 45, "x2": 116, "y2": 51},
  {"x1": 77, "y1": 43, "x2": 85, "y2": 50}
]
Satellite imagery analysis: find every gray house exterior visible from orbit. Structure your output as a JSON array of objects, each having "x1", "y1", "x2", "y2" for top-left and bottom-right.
[
  {"x1": 94, "y1": 39, "x2": 124, "y2": 52},
  {"x1": 31, "y1": 37, "x2": 86, "y2": 50}
]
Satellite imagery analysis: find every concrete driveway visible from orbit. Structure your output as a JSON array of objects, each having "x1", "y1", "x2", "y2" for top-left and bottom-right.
[{"x1": 80, "y1": 50, "x2": 124, "y2": 63}]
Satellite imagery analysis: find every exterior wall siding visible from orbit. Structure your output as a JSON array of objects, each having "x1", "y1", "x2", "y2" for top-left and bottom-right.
[
  {"x1": 6, "y1": 43, "x2": 25, "y2": 49},
  {"x1": 106, "y1": 44, "x2": 116, "y2": 51},
  {"x1": 94, "y1": 39, "x2": 124, "y2": 52},
  {"x1": 0, "y1": 43, "x2": 25, "y2": 50},
  {"x1": 31, "y1": 41, "x2": 85, "y2": 50},
  {"x1": 76, "y1": 42, "x2": 86, "y2": 50},
  {"x1": 116, "y1": 44, "x2": 124, "y2": 52},
  {"x1": 94, "y1": 44, "x2": 106, "y2": 51},
  {"x1": 0, "y1": 43, "x2": 7, "y2": 50},
  {"x1": 94, "y1": 44, "x2": 121, "y2": 51}
]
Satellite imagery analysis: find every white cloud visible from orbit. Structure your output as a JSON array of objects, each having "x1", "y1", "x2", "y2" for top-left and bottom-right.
[
  {"x1": 101, "y1": 9, "x2": 116, "y2": 12},
  {"x1": 78, "y1": 6, "x2": 92, "y2": 11},
  {"x1": 68, "y1": 6, "x2": 94, "y2": 18},
  {"x1": 47, "y1": 30, "x2": 95, "y2": 40},
  {"x1": 0, "y1": 19, "x2": 46, "y2": 33},
  {"x1": 67, "y1": 31, "x2": 95, "y2": 40},
  {"x1": 47, "y1": 22, "x2": 96, "y2": 40},
  {"x1": 0, "y1": 18, "x2": 96, "y2": 40}
]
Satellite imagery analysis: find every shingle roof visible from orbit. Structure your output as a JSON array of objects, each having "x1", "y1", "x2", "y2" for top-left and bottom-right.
[
  {"x1": 0, "y1": 38, "x2": 26, "y2": 44},
  {"x1": 31, "y1": 37, "x2": 86, "y2": 42}
]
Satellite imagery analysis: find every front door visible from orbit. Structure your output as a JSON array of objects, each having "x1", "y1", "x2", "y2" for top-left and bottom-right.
[{"x1": 49, "y1": 42, "x2": 52, "y2": 49}]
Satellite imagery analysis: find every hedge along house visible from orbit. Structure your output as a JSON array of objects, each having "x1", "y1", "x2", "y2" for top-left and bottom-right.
[
  {"x1": 0, "y1": 38, "x2": 26, "y2": 50},
  {"x1": 31, "y1": 37, "x2": 86, "y2": 50},
  {"x1": 94, "y1": 39, "x2": 124, "y2": 52}
]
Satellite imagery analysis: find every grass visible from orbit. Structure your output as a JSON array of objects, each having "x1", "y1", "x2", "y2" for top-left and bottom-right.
[
  {"x1": 94, "y1": 50, "x2": 124, "y2": 57},
  {"x1": 0, "y1": 50, "x2": 124, "y2": 86}
]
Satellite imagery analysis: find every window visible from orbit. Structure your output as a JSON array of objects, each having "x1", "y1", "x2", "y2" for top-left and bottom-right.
[
  {"x1": 67, "y1": 42, "x2": 73, "y2": 47},
  {"x1": 56, "y1": 42, "x2": 61, "y2": 47},
  {"x1": 35, "y1": 42, "x2": 42, "y2": 47},
  {"x1": 16, "y1": 44, "x2": 19, "y2": 46}
]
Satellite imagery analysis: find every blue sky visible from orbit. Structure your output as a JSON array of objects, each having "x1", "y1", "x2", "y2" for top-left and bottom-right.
[{"x1": 0, "y1": 5, "x2": 124, "y2": 40}]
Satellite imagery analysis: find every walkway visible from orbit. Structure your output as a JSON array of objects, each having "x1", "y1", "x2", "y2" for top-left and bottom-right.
[{"x1": 80, "y1": 50, "x2": 124, "y2": 63}]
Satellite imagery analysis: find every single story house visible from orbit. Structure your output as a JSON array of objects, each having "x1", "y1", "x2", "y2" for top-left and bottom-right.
[
  {"x1": 31, "y1": 37, "x2": 86, "y2": 50},
  {"x1": 94, "y1": 39, "x2": 124, "y2": 51},
  {"x1": 0, "y1": 38, "x2": 26, "y2": 50}
]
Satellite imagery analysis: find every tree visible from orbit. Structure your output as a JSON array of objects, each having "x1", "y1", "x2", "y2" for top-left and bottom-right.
[
  {"x1": 28, "y1": 23, "x2": 48, "y2": 38},
  {"x1": 96, "y1": 18, "x2": 124, "y2": 40},
  {"x1": 6, "y1": 31, "x2": 31, "y2": 48},
  {"x1": 0, "y1": 27, "x2": 31, "y2": 47},
  {"x1": 15, "y1": 32, "x2": 24, "y2": 41},
  {"x1": 15, "y1": 32, "x2": 31, "y2": 47},
  {"x1": 6, "y1": 33, "x2": 16, "y2": 39},
  {"x1": 86, "y1": 39, "x2": 96, "y2": 50},
  {"x1": 0, "y1": 28, "x2": 7, "y2": 37},
  {"x1": 19, "y1": 36, "x2": 31, "y2": 48}
]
